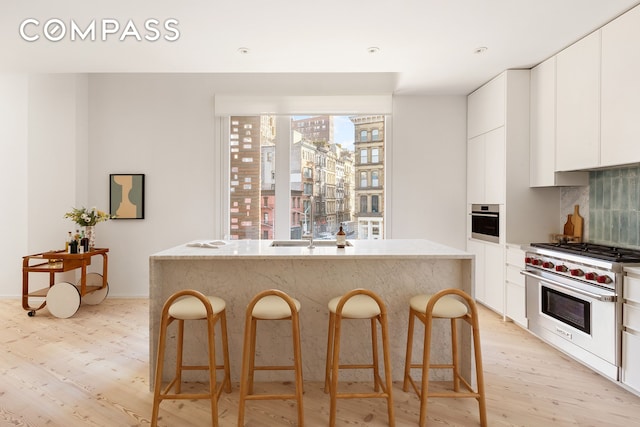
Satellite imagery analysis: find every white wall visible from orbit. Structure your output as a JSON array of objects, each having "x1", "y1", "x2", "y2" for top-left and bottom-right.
[
  {"x1": 390, "y1": 96, "x2": 468, "y2": 249},
  {"x1": 2, "y1": 73, "x2": 468, "y2": 298},
  {"x1": 0, "y1": 74, "x2": 87, "y2": 297},
  {"x1": 0, "y1": 75, "x2": 29, "y2": 297}
]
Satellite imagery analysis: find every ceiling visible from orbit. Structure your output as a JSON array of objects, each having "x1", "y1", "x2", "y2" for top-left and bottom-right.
[{"x1": 2, "y1": 0, "x2": 639, "y2": 95}]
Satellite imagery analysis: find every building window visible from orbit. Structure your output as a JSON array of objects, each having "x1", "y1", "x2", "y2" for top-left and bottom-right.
[
  {"x1": 360, "y1": 130, "x2": 368, "y2": 142},
  {"x1": 360, "y1": 149, "x2": 367, "y2": 164},
  {"x1": 371, "y1": 195, "x2": 379, "y2": 213},
  {"x1": 371, "y1": 171, "x2": 379, "y2": 187},
  {"x1": 360, "y1": 195, "x2": 368, "y2": 213},
  {"x1": 371, "y1": 148, "x2": 379, "y2": 163},
  {"x1": 360, "y1": 171, "x2": 367, "y2": 188},
  {"x1": 372, "y1": 129, "x2": 380, "y2": 141}
]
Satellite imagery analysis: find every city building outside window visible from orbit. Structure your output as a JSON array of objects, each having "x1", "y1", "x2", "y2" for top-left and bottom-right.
[{"x1": 227, "y1": 114, "x2": 385, "y2": 241}]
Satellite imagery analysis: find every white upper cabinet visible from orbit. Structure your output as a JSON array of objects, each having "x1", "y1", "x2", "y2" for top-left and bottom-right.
[
  {"x1": 468, "y1": 73, "x2": 505, "y2": 139},
  {"x1": 556, "y1": 30, "x2": 601, "y2": 171},
  {"x1": 601, "y1": 4, "x2": 640, "y2": 167},
  {"x1": 530, "y1": 57, "x2": 588, "y2": 187},
  {"x1": 467, "y1": 127, "x2": 506, "y2": 205}
]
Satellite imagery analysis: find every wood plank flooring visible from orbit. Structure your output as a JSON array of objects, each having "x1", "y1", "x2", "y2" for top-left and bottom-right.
[{"x1": 1, "y1": 298, "x2": 639, "y2": 426}]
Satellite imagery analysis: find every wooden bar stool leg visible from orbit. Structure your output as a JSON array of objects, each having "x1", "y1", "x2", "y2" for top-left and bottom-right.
[
  {"x1": 379, "y1": 312, "x2": 395, "y2": 427},
  {"x1": 329, "y1": 312, "x2": 343, "y2": 427},
  {"x1": 219, "y1": 310, "x2": 232, "y2": 393},
  {"x1": 451, "y1": 317, "x2": 460, "y2": 392},
  {"x1": 175, "y1": 319, "x2": 184, "y2": 394},
  {"x1": 151, "y1": 316, "x2": 171, "y2": 427},
  {"x1": 403, "y1": 308, "x2": 416, "y2": 392},
  {"x1": 419, "y1": 313, "x2": 434, "y2": 427},
  {"x1": 370, "y1": 317, "x2": 380, "y2": 392},
  {"x1": 324, "y1": 312, "x2": 336, "y2": 393}
]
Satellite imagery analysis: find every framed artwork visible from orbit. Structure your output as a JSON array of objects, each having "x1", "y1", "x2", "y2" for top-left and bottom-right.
[{"x1": 110, "y1": 174, "x2": 145, "y2": 219}]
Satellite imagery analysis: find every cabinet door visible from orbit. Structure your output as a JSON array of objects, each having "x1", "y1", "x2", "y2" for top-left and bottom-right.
[
  {"x1": 505, "y1": 246, "x2": 526, "y2": 326},
  {"x1": 466, "y1": 239, "x2": 486, "y2": 303},
  {"x1": 556, "y1": 30, "x2": 601, "y2": 171},
  {"x1": 467, "y1": 134, "x2": 485, "y2": 204},
  {"x1": 468, "y1": 73, "x2": 506, "y2": 139},
  {"x1": 530, "y1": 57, "x2": 556, "y2": 187},
  {"x1": 601, "y1": 5, "x2": 640, "y2": 167},
  {"x1": 484, "y1": 243, "x2": 505, "y2": 314},
  {"x1": 622, "y1": 331, "x2": 640, "y2": 393},
  {"x1": 484, "y1": 127, "x2": 506, "y2": 204}
]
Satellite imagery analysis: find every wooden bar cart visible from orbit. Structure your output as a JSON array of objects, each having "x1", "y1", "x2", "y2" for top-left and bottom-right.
[{"x1": 22, "y1": 248, "x2": 109, "y2": 318}]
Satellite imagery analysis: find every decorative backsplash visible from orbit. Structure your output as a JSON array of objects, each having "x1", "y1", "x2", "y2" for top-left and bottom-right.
[{"x1": 588, "y1": 166, "x2": 640, "y2": 249}]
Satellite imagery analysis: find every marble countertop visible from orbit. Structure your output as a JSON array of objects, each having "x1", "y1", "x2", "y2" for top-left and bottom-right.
[{"x1": 150, "y1": 238, "x2": 473, "y2": 260}]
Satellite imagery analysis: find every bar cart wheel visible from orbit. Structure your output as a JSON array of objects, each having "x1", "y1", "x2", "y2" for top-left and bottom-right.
[
  {"x1": 76, "y1": 272, "x2": 109, "y2": 305},
  {"x1": 27, "y1": 310, "x2": 36, "y2": 317},
  {"x1": 46, "y1": 281, "x2": 81, "y2": 319}
]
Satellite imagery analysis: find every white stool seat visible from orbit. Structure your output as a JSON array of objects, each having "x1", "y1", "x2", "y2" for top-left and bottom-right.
[
  {"x1": 409, "y1": 294, "x2": 468, "y2": 318},
  {"x1": 252, "y1": 295, "x2": 301, "y2": 319},
  {"x1": 328, "y1": 294, "x2": 381, "y2": 318},
  {"x1": 168, "y1": 295, "x2": 226, "y2": 320}
]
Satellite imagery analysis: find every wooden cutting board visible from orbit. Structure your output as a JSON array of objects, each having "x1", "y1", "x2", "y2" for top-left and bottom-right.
[
  {"x1": 572, "y1": 205, "x2": 584, "y2": 241},
  {"x1": 563, "y1": 214, "x2": 574, "y2": 236}
]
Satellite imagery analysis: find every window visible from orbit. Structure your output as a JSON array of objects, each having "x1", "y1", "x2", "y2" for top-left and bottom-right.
[
  {"x1": 360, "y1": 195, "x2": 368, "y2": 213},
  {"x1": 360, "y1": 149, "x2": 368, "y2": 164},
  {"x1": 226, "y1": 114, "x2": 386, "y2": 241},
  {"x1": 371, "y1": 148, "x2": 379, "y2": 163},
  {"x1": 372, "y1": 129, "x2": 380, "y2": 141},
  {"x1": 360, "y1": 171, "x2": 368, "y2": 188}
]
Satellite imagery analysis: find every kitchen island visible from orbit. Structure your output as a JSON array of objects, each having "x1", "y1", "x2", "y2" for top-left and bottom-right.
[{"x1": 149, "y1": 239, "x2": 475, "y2": 385}]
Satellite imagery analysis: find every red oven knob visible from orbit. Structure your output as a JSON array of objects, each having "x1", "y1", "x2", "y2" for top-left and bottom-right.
[
  {"x1": 525, "y1": 257, "x2": 532, "y2": 264},
  {"x1": 597, "y1": 275, "x2": 612, "y2": 284},
  {"x1": 531, "y1": 259, "x2": 541, "y2": 266},
  {"x1": 542, "y1": 261, "x2": 554, "y2": 269},
  {"x1": 555, "y1": 265, "x2": 568, "y2": 272},
  {"x1": 585, "y1": 272, "x2": 598, "y2": 281},
  {"x1": 570, "y1": 269, "x2": 584, "y2": 277}
]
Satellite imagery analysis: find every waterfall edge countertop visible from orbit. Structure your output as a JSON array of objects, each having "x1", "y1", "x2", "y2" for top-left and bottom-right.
[
  {"x1": 149, "y1": 239, "x2": 475, "y2": 386},
  {"x1": 150, "y1": 238, "x2": 473, "y2": 260}
]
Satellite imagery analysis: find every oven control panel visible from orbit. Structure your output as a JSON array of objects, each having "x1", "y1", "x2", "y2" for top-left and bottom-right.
[{"x1": 525, "y1": 253, "x2": 615, "y2": 290}]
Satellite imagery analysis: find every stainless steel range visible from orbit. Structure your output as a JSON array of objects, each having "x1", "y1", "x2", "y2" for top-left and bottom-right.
[{"x1": 523, "y1": 242, "x2": 640, "y2": 380}]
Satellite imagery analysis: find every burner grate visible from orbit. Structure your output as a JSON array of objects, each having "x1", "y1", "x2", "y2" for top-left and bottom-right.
[{"x1": 530, "y1": 242, "x2": 640, "y2": 263}]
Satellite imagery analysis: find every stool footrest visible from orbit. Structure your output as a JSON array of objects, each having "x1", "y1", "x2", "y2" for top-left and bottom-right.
[
  {"x1": 181, "y1": 364, "x2": 226, "y2": 371},
  {"x1": 160, "y1": 392, "x2": 215, "y2": 400},
  {"x1": 243, "y1": 393, "x2": 298, "y2": 401},
  {"x1": 253, "y1": 365, "x2": 296, "y2": 371},
  {"x1": 336, "y1": 363, "x2": 376, "y2": 370},
  {"x1": 336, "y1": 392, "x2": 392, "y2": 399}
]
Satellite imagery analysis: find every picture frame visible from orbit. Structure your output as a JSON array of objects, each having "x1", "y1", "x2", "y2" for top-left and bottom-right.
[{"x1": 110, "y1": 174, "x2": 145, "y2": 219}]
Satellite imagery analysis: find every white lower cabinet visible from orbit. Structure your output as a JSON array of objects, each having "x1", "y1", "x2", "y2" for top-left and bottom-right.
[
  {"x1": 467, "y1": 239, "x2": 504, "y2": 315},
  {"x1": 505, "y1": 245, "x2": 526, "y2": 327},
  {"x1": 622, "y1": 272, "x2": 640, "y2": 394}
]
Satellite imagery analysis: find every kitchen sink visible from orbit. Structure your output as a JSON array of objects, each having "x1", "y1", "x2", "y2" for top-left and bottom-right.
[{"x1": 270, "y1": 240, "x2": 352, "y2": 247}]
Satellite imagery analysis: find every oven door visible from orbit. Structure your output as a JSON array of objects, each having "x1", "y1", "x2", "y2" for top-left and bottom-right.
[
  {"x1": 523, "y1": 270, "x2": 620, "y2": 379},
  {"x1": 470, "y1": 204, "x2": 499, "y2": 243}
]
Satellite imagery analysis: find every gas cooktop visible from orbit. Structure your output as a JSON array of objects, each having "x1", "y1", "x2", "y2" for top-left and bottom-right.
[{"x1": 530, "y1": 242, "x2": 640, "y2": 263}]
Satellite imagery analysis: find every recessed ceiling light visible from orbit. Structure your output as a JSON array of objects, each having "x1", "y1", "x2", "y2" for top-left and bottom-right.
[
  {"x1": 473, "y1": 46, "x2": 488, "y2": 54},
  {"x1": 367, "y1": 46, "x2": 380, "y2": 54},
  {"x1": 237, "y1": 47, "x2": 250, "y2": 55}
]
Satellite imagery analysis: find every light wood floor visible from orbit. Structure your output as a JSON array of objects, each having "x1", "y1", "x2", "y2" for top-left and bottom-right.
[{"x1": 1, "y1": 298, "x2": 639, "y2": 426}]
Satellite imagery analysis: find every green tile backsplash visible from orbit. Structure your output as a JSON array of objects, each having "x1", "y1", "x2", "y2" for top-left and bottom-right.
[{"x1": 589, "y1": 166, "x2": 640, "y2": 248}]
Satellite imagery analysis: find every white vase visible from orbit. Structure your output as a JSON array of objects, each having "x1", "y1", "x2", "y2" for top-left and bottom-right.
[{"x1": 85, "y1": 225, "x2": 96, "y2": 250}]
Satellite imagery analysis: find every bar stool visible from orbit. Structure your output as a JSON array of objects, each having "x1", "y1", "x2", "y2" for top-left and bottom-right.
[
  {"x1": 324, "y1": 288, "x2": 395, "y2": 427},
  {"x1": 238, "y1": 289, "x2": 304, "y2": 426},
  {"x1": 151, "y1": 290, "x2": 231, "y2": 427},
  {"x1": 403, "y1": 288, "x2": 487, "y2": 427}
]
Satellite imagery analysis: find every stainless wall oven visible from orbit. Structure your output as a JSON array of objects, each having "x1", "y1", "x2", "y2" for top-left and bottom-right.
[{"x1": 470, "y1": 204, "x2": 499, "y2": 243}]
